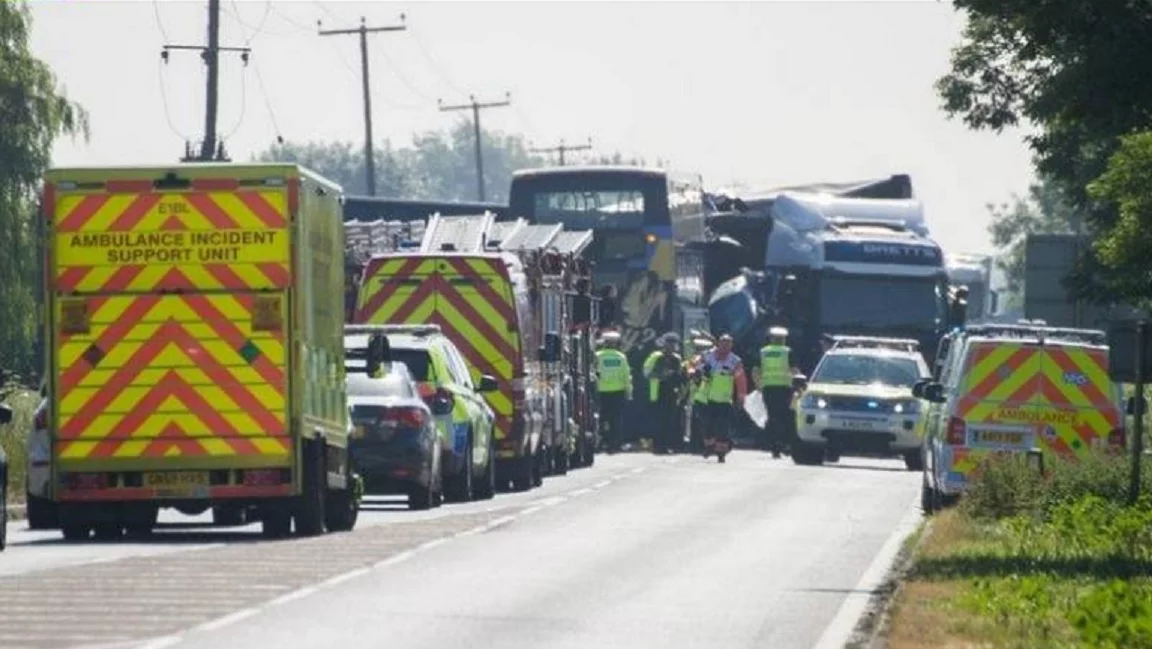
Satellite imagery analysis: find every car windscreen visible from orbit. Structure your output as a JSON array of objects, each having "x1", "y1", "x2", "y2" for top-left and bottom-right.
[
  {"x1": 812, "y1": 354, "x2": 924, "y2": 388},
  {"x1": 346, "y1": 370, "x2": 413, "y2": 398},
  {"x1": 390, "y1": 348, "x2": 432, "y2": 382}
]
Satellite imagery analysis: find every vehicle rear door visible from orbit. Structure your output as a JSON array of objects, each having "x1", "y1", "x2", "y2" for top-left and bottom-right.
[
  {"x1": 1037, "y1": 343, "x2": 1122, "y2": 457},
  {"x1": 955, "y1": 340, "x2": 1041, "y2": 452}
]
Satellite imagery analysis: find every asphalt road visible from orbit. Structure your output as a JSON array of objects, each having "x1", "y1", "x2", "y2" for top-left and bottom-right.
[{"x1": 0, "y1": 452, "x2": 921, "y2": 649}]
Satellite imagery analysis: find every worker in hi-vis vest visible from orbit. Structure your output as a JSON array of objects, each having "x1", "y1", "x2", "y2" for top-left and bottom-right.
[
  {"x1": 684, "y1": 336, "x2": 715, "y2": 454},
  {"x1": 595, "y1": 330, "x2": 632, "y2": 454},
  {"x1": 642, "y1": 333, "x2": 688, "y2": 454},
  {"x1": 759, "y1": 327, "x2": 798, "y2": 459},
  {"x1": 692, "y1": 333, "x2": 748, "y2": 463}
]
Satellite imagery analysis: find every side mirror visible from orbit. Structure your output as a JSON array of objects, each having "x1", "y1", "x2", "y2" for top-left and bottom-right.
[
  {"x1": 540, "y1": 331, "x2": 562, "y2": 363},
  {"x1": 791, "y1": 375, "x2": 808, "y2": 391},
  {"x1": 0, "y1": 404, "x2": 11, "y2": 425},
  {"x1": 923, "y1": 383, "x2": 946, "y2": 404},
  {"x1": 478, "y1": 375, "x2": 499, "y2": 393},
  {"x1": 911, "y1": 379, "x2": 930, "y2": 399}
]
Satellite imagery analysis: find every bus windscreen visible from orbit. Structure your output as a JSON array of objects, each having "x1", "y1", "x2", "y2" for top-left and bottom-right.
[{"x1": 531, "y1": 190, "x2": 646, "y2": 230}]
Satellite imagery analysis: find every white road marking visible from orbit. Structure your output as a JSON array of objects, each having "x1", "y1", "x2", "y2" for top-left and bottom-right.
[
  {"x1": 374, "y1": 550, "x2": 415, "y2": 569},
  {"x1": 193, "y1": 608, "x2": 260, "y2": 633},
  {"x1": 97, "y1": 461, "x2": 654, "y2": 648},
  {"x1": 811, "y1": 494, "x2": 923, "y2": 649},
  {"x1": 318, "y1": 567, "x2": 371, "y2": 589}
]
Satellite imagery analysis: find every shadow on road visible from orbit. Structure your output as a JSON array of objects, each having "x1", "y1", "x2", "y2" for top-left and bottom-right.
[
  {"x1": 820, "y1": 461, "x2": 909, "y2": 474},
  {"x1": 13, "y1": 523, "x2": 269, "y2": 547}
]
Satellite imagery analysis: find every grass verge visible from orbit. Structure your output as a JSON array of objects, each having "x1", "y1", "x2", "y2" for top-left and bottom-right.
[
  {"x1": 885, "y1": 452, "x2": 1152, "y2": 649},
  {"x1": 1, "y1": 388, "x2": 35, "y2": 504}
]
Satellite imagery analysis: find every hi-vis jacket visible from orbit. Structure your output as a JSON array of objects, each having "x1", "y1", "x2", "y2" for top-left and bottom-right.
[{"x1": 695, "y1": 350, "x2": 749, "y2": 406}]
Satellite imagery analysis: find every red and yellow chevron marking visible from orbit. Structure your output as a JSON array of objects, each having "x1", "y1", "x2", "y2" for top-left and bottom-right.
[
  {"x1": 957, "y1": 343, "x2": 1120, "y2": 459},
  {"x1": 948, "y1": 447, "x2": 980, "y2": 476},
  {"x1": 53, "y1": 189, "x2": 289, "y2": 293},
  {"x1": 55, "y1": 293, "x2": 288, "y2": 461},
  {"x1": 355, "y1": 255, "x2": 521, "y2": 440}
]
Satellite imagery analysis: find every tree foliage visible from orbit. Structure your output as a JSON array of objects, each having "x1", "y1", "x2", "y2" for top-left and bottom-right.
[
  {"x1": 1086, "y1": 131, "x2": 1152, "y2": 304},
  {"x1": 937, "y1": 0, "x2": 1152, "y2": 303},
  {"x1": 255, "y1": 123, "x2": 661, "y2": 203},
  {"x1": 0, "y1": 1, "x2": 87, "y2": 380},
  {"x1": 256, "y1": 120, "x2": 546, "y2": 203},
  {"x1": 986, "y1": 175, "x2": 1076, "y2": 296}
]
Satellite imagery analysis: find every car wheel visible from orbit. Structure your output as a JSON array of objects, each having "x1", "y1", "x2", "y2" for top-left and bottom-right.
[
  {"x1": 408, "y1": 479, "x2": 436, "y2": 511},
  {"x1": 903, "y1": 450, "x2": 925, "y2": 472},
  {"x1": 0, "y1": 485, "x2": 7, "y2": 552},
  {"x1": 921, "y1": 475, "x2": 937, "y2": 515},
  {"x1": 791, "y1": 443, "x2": 824, "y2": 466},
  {"x1": 446, "y1": 436, "x2": 474, "y2": 503},
  {"x1": 473, "y1": 438, "x2": 497, "y2": 501}
]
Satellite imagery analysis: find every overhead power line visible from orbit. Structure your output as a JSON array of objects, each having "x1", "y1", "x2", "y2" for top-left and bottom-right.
[
  {"x1": 439, "y1": 93, "x2": 512, "y2": 202},
  {"x1": 319, "y1": 15, "x2": 408, "y2": 197},
  {"x1": 531, "y1": 138, "x2": 593, "y2": 166},
  {"x1": 161, "y1": 0, "x2": 251, "y2": 162}
]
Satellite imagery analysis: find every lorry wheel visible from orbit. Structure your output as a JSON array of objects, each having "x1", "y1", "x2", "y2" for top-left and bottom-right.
[
  {"x1": 445, "y1": 440, "x2": 474, "y2": 503},
  {"x1": 93, "y1": 523, "x2": 123, "y2": 541},
  {"x1": 511, "y1": 455, "x2": 533, "y2": 492},
  {"x1": 212, "y1": 505, "x2": 247, "y2": 527},
  {"x1": 125, "y1": 506, "x2": 159, "y2": 538},
  {"x1": 26, "y1": 494, "x2": 58, "y2": 530},
  {"x1": 326, "y1": 457, "x2": 361, "y2": 534},
  {"x1": 473, "y1": 440, "x2": 496, "y2": 501},
  {"x1": 532, "y1": 449, "x2": 545, "y2": 487},
  {"x1": 261, "y1": 508, "x2": 292, "y2": 538},
  {"x1": 62, "y1": 524, "x2": 91, "y2": 542},
  {"x1": 294, "y1": 439, "x2": 327, "y2": 537}
]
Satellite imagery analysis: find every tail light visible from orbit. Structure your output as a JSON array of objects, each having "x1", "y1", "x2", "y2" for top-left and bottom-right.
[
  {"x1": 1108, "y1": 427, "x2": 1127, "y2": 450},
  {"x1": 380, "y1": 406, "x2": 427, "y2": 430},
  {"x1": 946, "y1": 417, "x2": 967, "y2": 445},
  {"x1": 34, "y1": 406, "x2": 47, "y2": 430}
]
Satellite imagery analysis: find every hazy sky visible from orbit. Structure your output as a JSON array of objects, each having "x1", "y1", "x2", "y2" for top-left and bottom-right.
[{"x1": 29, "y1": 0, "x2": 1036, "y2": 255}]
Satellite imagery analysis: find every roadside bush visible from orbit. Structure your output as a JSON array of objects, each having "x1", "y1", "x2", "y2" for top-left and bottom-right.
[
  {"x1": 962, "y1": 450, "x2": 1152, "y2": 521},
  {"x1": 0, "y1": 388, "x2": 36, "y2": 502}
]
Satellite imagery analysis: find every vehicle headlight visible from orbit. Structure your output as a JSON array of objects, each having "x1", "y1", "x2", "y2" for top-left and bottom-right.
[
  {"x1": 800, "y1": 394, "x2": 828, "y2": 409},
  {"x1": 893, "y1": 399, "x2": 920, "y2": 415}
]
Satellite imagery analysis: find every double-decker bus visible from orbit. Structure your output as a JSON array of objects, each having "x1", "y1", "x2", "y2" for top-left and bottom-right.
[{"x1": 505, "y1": 166, "x2": 709, "y2": 441}]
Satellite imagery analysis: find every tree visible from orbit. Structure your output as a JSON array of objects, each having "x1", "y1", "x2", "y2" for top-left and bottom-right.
[
  {"x1": 1086, "y1": 131, "x2": 1152, "y2": 305},
  {"x1": 986, "y1": 175, "x2": 1077, "y2": 296},
  {"x1": 0, "y1": 1, "x2": 87, "y2": 379},
  {"x1": 254, "y1": 121, "x2": 545, "y2": 203},
  {"x1": 936, "y1": 0, "x2": 1152, "y2": 303}
]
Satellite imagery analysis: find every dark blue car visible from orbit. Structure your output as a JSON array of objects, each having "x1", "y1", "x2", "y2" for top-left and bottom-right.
[
  {"x1": 0, "y1": 402, "x2": 12, "y2": 551},
  {"x1": 346, "y1": 363, "x2": 443, "y2": 510}
]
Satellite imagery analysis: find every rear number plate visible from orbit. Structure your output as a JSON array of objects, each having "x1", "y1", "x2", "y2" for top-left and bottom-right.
[
  {"x1": 145, "y1": 471, "x2": 209, "y2": 488},
  {"x1": 976, "y1": 431, "x2": 1025, "y2": 445}
]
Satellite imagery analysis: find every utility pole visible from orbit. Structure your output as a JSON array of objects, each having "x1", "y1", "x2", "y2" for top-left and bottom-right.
[
  {"x1": 438, "y1": 93, "x2": 511, "y2": 201},
  {"x1": 319, "y1": 15, "x2": 407, "y2": 196},
  {"x1": 162, "y1": 0, "x2": 251, "y2": 162},
  {"x1": 531, "y1": 137, "x2": 593, "y2": 166}
]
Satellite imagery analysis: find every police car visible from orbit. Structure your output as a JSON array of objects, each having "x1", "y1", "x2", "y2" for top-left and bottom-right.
[{"x1": 793, "y1": 344, "x2": 932, "y2": 469}]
